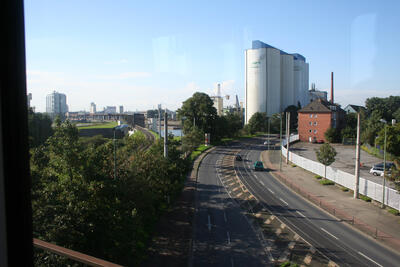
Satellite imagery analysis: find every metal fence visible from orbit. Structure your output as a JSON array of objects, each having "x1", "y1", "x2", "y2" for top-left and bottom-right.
[{"x1": 282, "y1": 134, "x2": 400, "y2": 211}]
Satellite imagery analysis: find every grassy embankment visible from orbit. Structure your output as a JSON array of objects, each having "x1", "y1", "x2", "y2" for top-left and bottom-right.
[
  {"x1": 76, "y1": 121, "x2": 118, "y2": 130},
  {"x1": 361, "y1": 145, "x2": 396, "y2": 161}
]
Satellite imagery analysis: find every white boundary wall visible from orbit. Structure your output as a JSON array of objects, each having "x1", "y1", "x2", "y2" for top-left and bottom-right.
[{"x1": 282, "y1": 134, "x2": 400, "y2": 210}]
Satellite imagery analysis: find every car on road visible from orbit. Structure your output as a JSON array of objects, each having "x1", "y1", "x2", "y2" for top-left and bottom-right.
[
  {"x1": 263, "y1": 140, "x2": 270, "y2": 145},
  {"x1": 370, "y1": 166, "x2": 392, "y2": 176},
  {"x1": 373, "y1": 162, "x2": 395, "y2": 169},
  {"x1": 235, "y1": 155, "x2": 242, "y2": 161},
  {"x1": 254, "y1": 161, "x2": 264, "y2": 171}
]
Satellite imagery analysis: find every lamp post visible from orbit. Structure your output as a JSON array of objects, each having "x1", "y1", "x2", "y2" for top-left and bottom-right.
[
  {"x1": 379, "y1": 119, "x2": 387, "y2": 208},
  {"x1": 267, "y1": 116, "x2": 270, "y2": 151},
  {"x1": 279, "y1": 113, "x2": 283, "y2": 171}
]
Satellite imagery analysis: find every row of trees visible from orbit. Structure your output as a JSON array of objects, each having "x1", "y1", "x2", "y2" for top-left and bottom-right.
[{"x1": 31, "y1": 121, "x2": 190, "y2": 266}]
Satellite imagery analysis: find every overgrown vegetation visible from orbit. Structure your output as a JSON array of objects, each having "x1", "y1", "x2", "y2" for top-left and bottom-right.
[
  {"x1": 31, "y1": 121, "x2": 190, "y2": 266},
  {"x1": 359, "y1": 195, "x2": 372, "y2": 202},
  {"x1": 319, "y1": 179, "x2": 335, "y2": 185},
  {"x1": 388, "y1": 208, "x2": 399, "y2": 216},
  {"x1": 314, "y1": 175, "x2": 322, "y2": 179}
]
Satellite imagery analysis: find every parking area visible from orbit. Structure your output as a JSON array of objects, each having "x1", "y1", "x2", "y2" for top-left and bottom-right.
[{"x1": 290, "y1": 142, "x2": 396, "y2": 189}]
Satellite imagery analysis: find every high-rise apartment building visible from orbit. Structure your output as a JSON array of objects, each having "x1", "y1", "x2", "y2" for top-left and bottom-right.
[
  {"x1": 245, "y1": 40, "x2": 309, "y2": 123},
  {"x1": 119, "y1": 105, "x2": 124, "y2": 114},
  {"x1": 46, "y1": 91, "x2": 68, "y2": 116},
  {"x1": 90, "y1": 102, "x2": 96, "y2": 114}
]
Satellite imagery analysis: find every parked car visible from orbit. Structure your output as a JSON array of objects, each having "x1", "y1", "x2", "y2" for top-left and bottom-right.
[
  {"x1": 370, "y1": 166, "x2": 391, "y2": 176},
  {"x1": 263, "y1": 140, "x2": 270, "y2": 145},
  {"x1": 254, "y1": 161, "x2": 264, "y2": 171},
  {"x1": 235, "y1": 155, "x2": 242, "y2": 161},
  {"x1": 316, "y1": 139, "x2": 324, "y2": 144},
  {"x1": 373, "y1": 162, "x2": 394, "y2": 169}
]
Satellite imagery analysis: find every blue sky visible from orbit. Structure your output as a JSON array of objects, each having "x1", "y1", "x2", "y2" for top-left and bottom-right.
[{"x1": 24, "y1": 0, "x2": 400, "y2": 112}]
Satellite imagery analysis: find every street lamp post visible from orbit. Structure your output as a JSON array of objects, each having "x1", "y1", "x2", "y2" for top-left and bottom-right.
[
  {"x1": 379, "y1": 119, "x2": 387, "y2": 208},
  {"x1": 267, "y1": 117, "x2": 270, "y2": 151},
  {"x1": 279, "y1": 113, "x2": 283, "y2": 171}
]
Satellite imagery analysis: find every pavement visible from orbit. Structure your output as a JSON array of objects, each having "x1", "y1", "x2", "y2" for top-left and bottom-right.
[
  {"x1": 262, "y1": 148, "x2": 400, "y2": 253},
  {"x1": 290, "y1": 142, "x2": 396, "y2": 188}
]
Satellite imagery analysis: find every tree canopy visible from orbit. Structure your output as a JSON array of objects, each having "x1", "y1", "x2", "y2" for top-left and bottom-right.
[{"x1": 316, "y1": 143, "x2": 337, "y2": 166}]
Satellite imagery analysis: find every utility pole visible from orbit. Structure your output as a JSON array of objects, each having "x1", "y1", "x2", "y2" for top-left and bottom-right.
[
  {"x1": 279, "y1": 113, "x2": 283, "y2": 171},
  {"x1": 354, "y1": 112, "x2": 361, "y2": 199},
  {"x1": 164, "y1": 111, "x2": 168, "y2": 158},
  {"x1": 267, "y1": 117, "x2": 270, "y2": 151},
  {"x1": 382, "y1": 123, "x2": 387, "y2": 208},
  {"x1": 286, "y1": 112, "x2": 290, "y2": 164}
]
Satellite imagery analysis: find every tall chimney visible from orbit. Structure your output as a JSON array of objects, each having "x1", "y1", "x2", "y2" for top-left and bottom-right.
[{"x1": 331, "y1": 72, "x2": 334, "y2": 104}]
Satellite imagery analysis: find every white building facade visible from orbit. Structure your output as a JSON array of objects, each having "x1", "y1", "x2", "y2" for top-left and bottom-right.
[
  {"x1": 46, "y1": 91, "x2": 68, "y2": 115},
  {"x1": 245, "y1": 41, "x2": 309, "y2": 123}
]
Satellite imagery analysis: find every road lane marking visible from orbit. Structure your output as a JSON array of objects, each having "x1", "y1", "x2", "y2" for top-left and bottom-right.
[
  {"x1": 267, "y1": 188, "x2": 275, "y2": 194},
  {"x1": 230, "y1": 257, "x2": 234, "y2": 267},
  {"x1": 207, "y1": 215, "x2": 211, "y2": 231},
  {"x1": 227, "y1": 231, "x2": 231, "y2": 244},
  {"x1": 279, "y1": 198, "x2": 289, "y2": 206},
  {"x1": 224, "y1": 211, "x2": 227, "y2": 223},
  {"x1": 320, "y1": 227, "x2": 339, "y2": 240},
  {"x1": 358, "y1": 252, "x2": 383, "y2": 267},
  {"x1": 296, "y1": 211, "x2": 306, "y2": 218},
  {"x1": 260, "y1": 180, "x2": 265, "y2": 186}
]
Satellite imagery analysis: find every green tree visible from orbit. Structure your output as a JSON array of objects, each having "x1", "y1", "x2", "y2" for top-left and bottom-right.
[
  {"x1": 284, "y1": 105, "x2": 300, "y2": 131},
  {"x1": 376, "y1": 123, "x2": 400, "y2": 157},
  {"x1": 177, "y1": 92, "x2": 217, "y2": 135},
  {"x1": 324, "y1": 127, "x2": 340, "y2": 143},
  {"x1": 316, "y1": 143, "x2": 337, "y2": 179},
  {"x1": 247, "y1": 112, "x2": 268, "y2": 134},
  {"x1": 181, "y1": 127, "x2": 204, "y2": 153},
  {"x1": 28, "y1": 108, "x2": 53, "y2": 148}
]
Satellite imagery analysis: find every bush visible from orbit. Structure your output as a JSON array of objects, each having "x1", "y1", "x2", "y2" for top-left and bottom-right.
[
  {"x1": 360, "y1": 195, "x2": 372, "y2": 202},
  {"x1": 314, "y1": 175, "x2": 322, "y2": 179},
  {"x1": 291, "y1": 164, "x2": 297, "y2": 167},
  {"x1": 319, "y1": 179, "x2": 335, "y2": 185},
  {"x1": 388, "y1": 208, "x2": 399, "y2": 216}
]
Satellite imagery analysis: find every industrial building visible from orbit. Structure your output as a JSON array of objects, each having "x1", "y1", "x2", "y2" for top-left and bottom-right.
[
  {"x1": 245, "y1": 40, "x2": 309, "y2": 123},
  {"x1": 210, "y1": 84, "x2": 224, "y2": 116}
]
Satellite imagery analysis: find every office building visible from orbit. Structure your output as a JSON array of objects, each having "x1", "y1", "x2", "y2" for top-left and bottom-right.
[
  {"x1": 245, "y1": 40, "x2": 309, "y2": 123},
  {"x1": 119, "y1": 105, "x2": 124, "y2": 114},
  {"x1": 46, "y1": 91, "x2": 68, "y2": 116},
  {"x1": 103, "y1": 106, "x2": 117, "y2": 114}
]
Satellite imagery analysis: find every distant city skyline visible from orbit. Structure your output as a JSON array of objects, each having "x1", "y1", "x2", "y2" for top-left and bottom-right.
[{"x1": 25, "y1": 0, "x2": 400, "y2": 112}]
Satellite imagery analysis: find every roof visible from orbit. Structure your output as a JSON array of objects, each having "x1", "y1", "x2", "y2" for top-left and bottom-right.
[
  {"x1": 299, "y1": 99, "x2": 340, "y2": 113},
  {"x1": 250, "y1": 40, "x2": 306, "y2": 62},
  {"x1": 344, "y1": 104, "x2": 366, "y2": 112}
]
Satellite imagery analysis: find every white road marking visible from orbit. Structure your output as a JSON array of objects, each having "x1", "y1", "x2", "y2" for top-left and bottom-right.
[
  {"x1": 230, "y1": 257, "x2": 234, "y2": 267},
  {"x1": 227, "y1": 231, "x2": 231, "y2": 244},
  {"x1": 296, "y1": 211, "x2": 306, "y2": 218},
  {"x1": 260, "y1": 180, "x2": 265, "y2": 186},
  {"x1": 267, "y1": 188, "x2": 275, "y2": 194},
  {"x1": 358, "y1": 251, "x2": 383, "y2": 267},
  {"x1": 207, "y1": 215, "x2": 211, "y2": 231},
  {"x1": 320, "y1": 227, "x2": 339, "y2": 240},
  {"x1": 279, "y1": 198, "x2": 289, "y2": 206},
  {"x1": 224, "y1": 211, "x2": 227, "y2": 223}
]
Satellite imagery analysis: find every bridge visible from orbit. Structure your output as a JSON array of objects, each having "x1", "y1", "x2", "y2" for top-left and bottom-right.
[{"x1": 66, "y1": 112, "x2": 145, "y2": 128}]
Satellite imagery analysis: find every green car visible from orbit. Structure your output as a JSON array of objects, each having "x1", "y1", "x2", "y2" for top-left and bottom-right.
[{"x1": 254, "y1": 161, "x2": 264, "y2": 171}]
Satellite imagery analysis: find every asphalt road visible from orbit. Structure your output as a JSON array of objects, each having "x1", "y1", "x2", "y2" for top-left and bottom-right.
[
  {"x1": 236, "y1": 137, "x2": 400, "y2": 266},
  {"x1": 191, "y1": 147, "x2": 269, "y2": 267}
]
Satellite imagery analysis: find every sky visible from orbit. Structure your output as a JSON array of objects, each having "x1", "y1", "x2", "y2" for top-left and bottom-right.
[{"x1": 24, "y1": 0, "x2": 400, "y2": 112}]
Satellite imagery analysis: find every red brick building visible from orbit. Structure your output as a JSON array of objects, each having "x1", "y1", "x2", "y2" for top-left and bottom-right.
[{"x1": 298, "y1": 99, "x2": 345, "y2": 142}]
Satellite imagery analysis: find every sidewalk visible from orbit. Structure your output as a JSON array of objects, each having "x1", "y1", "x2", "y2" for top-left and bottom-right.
[{"x1": 261, "y1": 149, "x2": 400, "y2": 253}]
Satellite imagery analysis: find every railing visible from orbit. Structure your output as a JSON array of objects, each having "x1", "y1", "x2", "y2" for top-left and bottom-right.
[{"x1": 33, "y1": 238, "x2": 122, "y2": 267}]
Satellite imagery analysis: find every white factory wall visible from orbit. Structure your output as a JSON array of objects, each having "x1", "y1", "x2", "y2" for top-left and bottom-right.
[
  {"x1": 245, "y1": 48, "x2": 267, "y2": 123},
  {"x1": 266, "y1": 48, "x2": 281, "y2": 116},
  {"x1": 280, "y1": 54, "x2": 294, "y2": 111},
  {"x1": 302, "y1": 63, "x2": 309, "y2": 107},
  {"x1": 293, "y1": 59, "x2": 304, "y2": 107}
]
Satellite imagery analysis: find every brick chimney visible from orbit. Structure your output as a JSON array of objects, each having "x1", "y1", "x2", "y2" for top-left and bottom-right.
[{"x1": 331, "y1": 72, "x2": 334, "y2": 104}]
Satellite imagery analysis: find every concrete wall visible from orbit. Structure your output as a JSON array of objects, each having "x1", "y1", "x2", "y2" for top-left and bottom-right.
[
  {"x1": 280, "y1": 54, "x2": 294, "y2": 110},
  {"x1": 245, "y1": 48, "x2": 267, "y2": 123},
  {"x1": 266, "y1": 48, "x2": 281, "y2": 116}
]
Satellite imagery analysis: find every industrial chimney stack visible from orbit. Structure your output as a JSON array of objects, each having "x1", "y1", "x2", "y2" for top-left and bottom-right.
[{"x1": 331, "y1": 72, "x2": 334, "y2": 104}]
